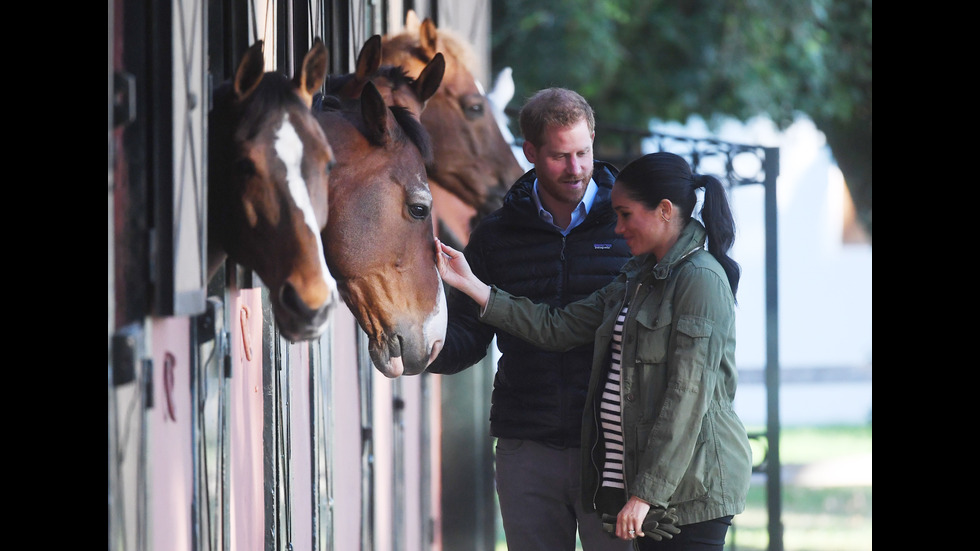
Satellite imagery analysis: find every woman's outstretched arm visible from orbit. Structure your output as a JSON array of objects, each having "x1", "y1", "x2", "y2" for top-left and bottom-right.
[{"x1": 436, "y1": 239, "x2": 491, "y2": 309}]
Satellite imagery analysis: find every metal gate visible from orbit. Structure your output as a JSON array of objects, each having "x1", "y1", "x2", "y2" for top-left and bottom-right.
[
  {"x1": 108, "y1": 2, "x2": 779, "y2": 550},
  {"x1": 109, "y1": 2, "x2": 495, "y2": 550}
]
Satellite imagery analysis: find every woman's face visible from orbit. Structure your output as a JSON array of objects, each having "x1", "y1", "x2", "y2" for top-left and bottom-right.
[{"x1": 611, "y1": 182, "x2": 666, "y2": 257}]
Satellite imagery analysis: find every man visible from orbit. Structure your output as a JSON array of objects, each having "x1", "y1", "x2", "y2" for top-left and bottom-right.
[{"x1": 427, "y1": 88, "x2": 632, "y2": 551}]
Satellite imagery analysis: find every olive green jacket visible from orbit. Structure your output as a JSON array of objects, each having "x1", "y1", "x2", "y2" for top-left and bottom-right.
[{"x1": 480, "y1": 220, "x2": 752, "y2": 525}]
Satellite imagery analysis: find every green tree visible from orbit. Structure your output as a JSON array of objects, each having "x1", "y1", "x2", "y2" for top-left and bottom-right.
[{"x1": 492, "y1": 0, "x2": 872, "y2": 239}]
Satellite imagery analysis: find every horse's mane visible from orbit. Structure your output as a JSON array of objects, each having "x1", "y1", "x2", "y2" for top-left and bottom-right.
[
  {"x1": 213, "y1": 73, "x2": 307, "y2": 138},
  {"x1": 323, "y1": 65, "x2": 415, "y2": 97},
  {"x1": 312, "y1": 91, "x2": 433, "y2": 167},
  {"x1": 312, "y1": 92, "x2": 347, "y2": 111},
  {"x1": 386, "y1": 25, "x2": 480, "y2": 75},
  {"x1": 390, "y1": 105, "x2": 433, "y2": 167},
  {"x1": 380, "y1": 64, "x2": 416, "y2": 89},
  {"x1": 430, "y1": 28, "x2": 478, "y2": 72}
]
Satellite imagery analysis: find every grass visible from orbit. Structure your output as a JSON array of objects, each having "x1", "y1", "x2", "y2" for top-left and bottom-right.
[
  {"x1": 495, "y1": 424, "x2": 872, "y2": 551},
  {"x1": 728, "y1": 424, "x2": 872, "y2": 551},
  {"x1": 729, "y1": 484, "x2": 872, "y2": 551},
  {"x1": 773, "y1": 424, "x2": 873, "y2": 463}
]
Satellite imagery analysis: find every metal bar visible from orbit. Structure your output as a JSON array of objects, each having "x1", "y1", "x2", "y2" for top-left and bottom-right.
[
  {"x1": 763, "y1": 147, "x2": 783, "y2": 551},
  {"x1": 393, "y1": 378, "x2": 406, "y2": 551},
  {"x1": 263, "y1": 295, "x2": 278, "y2": 551},
  {"x1": 359, "y1": 330, "x2": 375, "y2": 550}
]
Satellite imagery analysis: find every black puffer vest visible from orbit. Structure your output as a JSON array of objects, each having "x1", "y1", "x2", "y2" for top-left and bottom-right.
[{"x1": 429, "y1": 161, "x2": 631, "y2": 447}]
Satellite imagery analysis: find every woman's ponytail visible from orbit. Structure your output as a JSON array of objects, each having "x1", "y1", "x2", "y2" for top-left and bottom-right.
[{"x1": 697, "y1": 174, "x2": 740, "y2": 296}]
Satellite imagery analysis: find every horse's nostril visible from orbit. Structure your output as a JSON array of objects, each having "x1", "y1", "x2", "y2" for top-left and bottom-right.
[
  {"x1": 280, "y1": 282, "x2": 313, "y2": 317},
  {"x1": 391, "y1": 335, "x2": 404, "y2": 358}
]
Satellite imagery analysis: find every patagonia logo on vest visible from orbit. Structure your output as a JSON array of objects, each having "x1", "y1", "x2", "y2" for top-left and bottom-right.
[{"x1": 593, "y1": 243, "x2": 613, "y2": 250}]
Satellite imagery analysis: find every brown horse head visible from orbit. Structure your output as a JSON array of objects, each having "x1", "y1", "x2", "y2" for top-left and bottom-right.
[
  {"x1": 382, "y1": 15, "x2": 525, "y2": 241},
  {"x1": 315, "y1": 81, "x2": 447, "y2": 378},
  {"x1": 327, "y1": 34, "x2": 445, "y2": 120},
  {"x1": 208, "y1": 39, "x2": 337, "y2": 341}
]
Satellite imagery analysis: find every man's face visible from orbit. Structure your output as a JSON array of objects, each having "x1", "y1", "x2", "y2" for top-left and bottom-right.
[{"x1": 523, "y1": 119, "x2": 595, "y2": 208}]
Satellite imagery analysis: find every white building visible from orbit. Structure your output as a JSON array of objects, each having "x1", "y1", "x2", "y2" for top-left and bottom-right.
[{"x1": 647, "y1": 116, "x2": 872, "y2": 427}]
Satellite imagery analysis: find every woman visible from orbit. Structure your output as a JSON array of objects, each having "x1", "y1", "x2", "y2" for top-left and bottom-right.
[{"x1": 436, "y1": 152, "x2": 753, "y2": 550}]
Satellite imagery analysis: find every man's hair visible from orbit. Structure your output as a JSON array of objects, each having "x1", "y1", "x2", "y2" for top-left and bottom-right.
[{"x1": 518, "y1": 88, "x2": 595, "y2": 147}]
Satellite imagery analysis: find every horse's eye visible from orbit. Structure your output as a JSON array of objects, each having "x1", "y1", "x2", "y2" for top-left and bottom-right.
[
  {"x1": 464, "y1": 103, "x2": 484, "y2": 120},
  {"x1": 461, "y1": 95, "x2": 485, "y2": 121},
  {"x1": 408, "y1": 204, "x2": 430, "y2": 220}
]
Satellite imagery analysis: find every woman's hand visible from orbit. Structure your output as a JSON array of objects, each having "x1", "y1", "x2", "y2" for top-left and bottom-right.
[
  {"x1": 435, "y1": 239, "x2": 490, "y2": 308},
  {"x1": 615, "y1": 496, "x2": 652, "y2": 540}
]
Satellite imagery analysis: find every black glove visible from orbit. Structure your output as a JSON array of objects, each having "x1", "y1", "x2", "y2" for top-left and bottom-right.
[
  {"x1": 642, "y1": 507, "x2": 681, "y2": 541},
  {"x1": 600, "y1": 513, "x2": 618, "y2": 536},
  {"x1": 601, "y1": 507, "x2": 682, "y2": 541}
]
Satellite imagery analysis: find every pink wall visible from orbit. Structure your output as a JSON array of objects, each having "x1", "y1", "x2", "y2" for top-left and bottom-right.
[
  {"x1": 228, "y1": 289, "x2": 265, "y2": 551},
  {"x1": 138, "y1": 289, "x2": 443, "y2": 551},
  {"x1": 150, "y1": 316, "x2": 193, "y2": 551},
  {"x1": 289, "y1": 342, "x2": 314, "y2": 549},
  {"x1": 331, "y1": 307, "x2": 363, "y2": 550}
]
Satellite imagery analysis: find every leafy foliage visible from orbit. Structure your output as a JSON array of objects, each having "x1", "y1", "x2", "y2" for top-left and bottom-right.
[{"x1": 492, "y1": 0, "x2": 872, "y2": 238}]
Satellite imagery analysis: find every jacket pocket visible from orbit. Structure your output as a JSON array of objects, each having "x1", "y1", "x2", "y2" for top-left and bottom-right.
[
  {"x1": 633, "y1": 421, "x2": 656, "y2": 454},
  {"x1": 629, "y1": 421, "x2": 657, "y2": 486},
  {"x1": 633, "y1": 308, "x2": 671, "y2": 365},
  {"x1": 630, "y1": 309, "x2": 672, "y2": 419},
  {"x1": 671, "y1": 315, "x2": 712, "y2": 392},
  {"x1": 669, "y1": 429, "x2": 709, "y2": 504}
]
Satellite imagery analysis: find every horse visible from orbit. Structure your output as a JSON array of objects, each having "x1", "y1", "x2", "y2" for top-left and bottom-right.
[
  {"x1": 381, "y1": 13, "x2": 526, "y2": 246},
  {"x1": 208, "y1": 38, "x2": 337, "y2": 342},
  {"x1": 314, "y1": 79, "x2": 447, "y2": 378},
  {"x1": 324, "y1": 34, "x2": 445, "y2": 121}
]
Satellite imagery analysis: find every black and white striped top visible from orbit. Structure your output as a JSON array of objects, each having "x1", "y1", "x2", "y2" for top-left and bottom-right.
[{"x1": 600, "y1": 304, "x2": 629, "y2": 489}]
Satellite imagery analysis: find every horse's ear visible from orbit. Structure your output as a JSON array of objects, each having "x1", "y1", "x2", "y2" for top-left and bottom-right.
[
  {"x1": 405, "y1": 9, "x2": 420, "y2": 33},
  {"x1": 336, "y1": 35, "x2": 382, "y2": 99},
  {"x1": 295, "y1": 38, "x2": 329, "y2": 107},
  {"x1": 414, "y1": 52, "x2": 445, "y2": 104},
  {"x1": 360, "y1": 81, "x2": 390, "y2": 146},
  {"x1": 356, "y1": 35, "x2": 383, "y2": 80},
  {"x1": 235, "y1": 41, "x2": 266, "y2": 99},
  {"x1": 419, "y1": 18, "x2": 440, "y2": 59}
]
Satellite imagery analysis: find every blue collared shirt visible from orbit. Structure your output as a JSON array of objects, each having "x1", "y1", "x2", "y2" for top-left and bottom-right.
[{"x1": 532, "y1": 178, "x2": 599, "y2": 235}]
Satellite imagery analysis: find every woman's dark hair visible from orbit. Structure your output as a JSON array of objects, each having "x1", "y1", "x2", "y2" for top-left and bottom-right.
[{"x1": 616, "y1": 152, "x2": 740, "y2": 295}]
